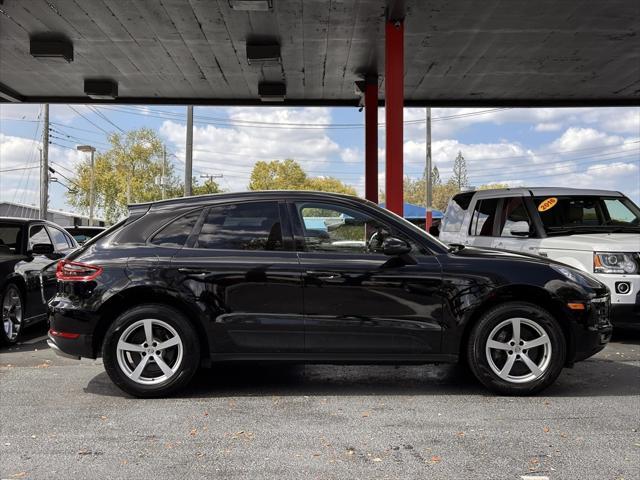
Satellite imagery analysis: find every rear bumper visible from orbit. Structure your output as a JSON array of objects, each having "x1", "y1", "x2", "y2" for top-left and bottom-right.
[{"x1": 47, "y1": 331, "x2": 95, "y2": 359}]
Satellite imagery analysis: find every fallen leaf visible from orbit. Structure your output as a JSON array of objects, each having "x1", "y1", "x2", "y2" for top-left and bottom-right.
[
  {"x1": 456, "y1": 431, "x2": 465, "y2": 438},
  {"x1": 10, "y1": 472, "x2": 27, "y2": 479},
  {"x1": 362, "y1": 411, "x2": 370, "y2": 417},
  {"x1": 189, "y1": 428, "x2": 198, "y2": 436},
  {"x1": 99, "y1": 415, "x2": 108, "y2": 421},
  {"x1": 204, "y1": 411, "x2": 209, "y2": 417},
  {"x1": 560, "y1": 432, "x2": 568, "y2": 438},
  {"x1": 543, "y1": 426, "x2": 550, "y2": 433},
  {"x1": 372, "y1": 457, "x2": 382, "y2": 462},
  {"x1": 427, "y1": 455, "x2": 442, "y2": 464}
]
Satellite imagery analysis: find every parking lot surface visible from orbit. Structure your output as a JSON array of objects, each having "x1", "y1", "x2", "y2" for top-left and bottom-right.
[{"x1": 1, "y1": 325, "x2": 638, "y2": 480}]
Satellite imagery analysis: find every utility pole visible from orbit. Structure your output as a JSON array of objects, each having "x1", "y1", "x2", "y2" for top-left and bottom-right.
[
  {"x1": 161, "y1": 144, "x2": 166, "y2": 200},
  {"x1": 200, "y1": 173, "x2": 223, "y2": 182},
  {"x1": 185, "y1": 105, "x2": 193, "y2": 197},
  {"x1": 77, "y1": 145, "x2": 96, "y2": 226},
  {"x1": 40, "y1": 104, "x2": 49, "y2": 220},
  {"x1": 425, "y1": 107, "x2": 433, "y2": 231}
]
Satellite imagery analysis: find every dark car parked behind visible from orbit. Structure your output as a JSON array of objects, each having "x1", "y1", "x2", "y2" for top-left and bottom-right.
[
  {"x1": 64, "y1": 225, "x2": 106, "y2": 246},
  {"x1": 1, "y1": 218, "x2": 77, "y2": 345},
  {"x1": 48, "y1": 192, "x2": 612, "y2": 397}
]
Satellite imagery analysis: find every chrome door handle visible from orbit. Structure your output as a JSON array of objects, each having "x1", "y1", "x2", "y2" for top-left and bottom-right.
[
  {"x1": 306, "y1": 270, "x2": 341, "y2": 280},
  {"x1": 178, "y1": 268, "x2": 208, "y2": 277}
]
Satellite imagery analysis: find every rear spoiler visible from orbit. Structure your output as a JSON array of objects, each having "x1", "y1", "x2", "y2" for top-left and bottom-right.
[{"x1": 127, "y1": 203, "x2": 151, "y2": 219}]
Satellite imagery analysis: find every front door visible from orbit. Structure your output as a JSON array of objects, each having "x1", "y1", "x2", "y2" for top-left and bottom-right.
[
  {"x1": 171, "y1": 200, "x2": 304, "y2": 355},
  {"x1": 292, "y1": 201, "x2": 443, "y2": 356}
]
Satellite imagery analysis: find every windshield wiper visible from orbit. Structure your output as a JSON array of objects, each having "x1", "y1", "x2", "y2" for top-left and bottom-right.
[{"x1": 546, "y1": 225, "x2": 640, "y2": 235}]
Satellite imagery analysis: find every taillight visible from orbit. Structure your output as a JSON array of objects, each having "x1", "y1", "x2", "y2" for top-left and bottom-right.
[{"x1": 56, "y1": 260, "x2": 103, "y2": 281}]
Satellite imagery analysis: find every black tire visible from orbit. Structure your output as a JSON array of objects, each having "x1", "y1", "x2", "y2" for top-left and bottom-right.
[
  {"x1": 102, "y1": 304, "x2": 200, "y2": 398},
  {"x1": 0, "y1": 283, "x2": 24, "y2": 346},
  {"x1": 467, "y1": 301, "x2": 566, "y2": 395}
]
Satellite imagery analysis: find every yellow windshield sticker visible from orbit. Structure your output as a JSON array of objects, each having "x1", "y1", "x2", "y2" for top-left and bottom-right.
[{"x1": 538, "y1": 197, "x2": 558, "y2": 212}]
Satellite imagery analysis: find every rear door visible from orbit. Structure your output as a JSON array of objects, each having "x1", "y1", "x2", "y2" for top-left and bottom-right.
[
  {"x1": 466, "y1": 197, "x2": 500, "y2": 249},
  {"x1": 170, "y1": 200, "x2": 304, "y2": 355}
]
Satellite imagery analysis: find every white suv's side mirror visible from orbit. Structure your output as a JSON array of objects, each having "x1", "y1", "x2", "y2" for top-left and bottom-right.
[{"x1": 509, "y1": 221, "x2": 530, "y2": 237}]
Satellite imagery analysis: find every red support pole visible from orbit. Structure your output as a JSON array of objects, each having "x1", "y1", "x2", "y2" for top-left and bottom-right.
[
  {"x1": 364, "y1": 78, "x2": 378, "y2": 204},
  {"x1": 385, "y1": 19, "x2": 404, "y2": 216}
]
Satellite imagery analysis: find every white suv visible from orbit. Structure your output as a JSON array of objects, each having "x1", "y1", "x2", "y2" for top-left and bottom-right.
[{"x1": 439, "y1": 188, "x2": 640, "y2": 325}]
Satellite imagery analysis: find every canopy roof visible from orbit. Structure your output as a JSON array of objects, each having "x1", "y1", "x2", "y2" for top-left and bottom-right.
[{"x1": 0, "y1": 0, "x2": 638, "y2": 106}]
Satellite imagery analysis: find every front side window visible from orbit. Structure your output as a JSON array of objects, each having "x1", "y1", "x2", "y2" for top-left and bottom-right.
[
  {"x1": 151, "y1": 210, "x2": 201, "y2": 247},
  {"x1": 48, "y1": 227, "x2": 71, "y2": 250},
  {"x1": 297, "y1": 202, "x2": 413, "y2": 254},
  {"x1": 469, "y1": 199, "x2": 499, "y2": 236},
  {"x1": 443, "y1": 193, "x2": 473, "y2": 233},
  {"x1": 499, "y1": 197, "x2": 532, "y2": 237},
  {"x1": 28, "y1": 225, "x2": 53, "y2": 250},
  {"x1": 195, "y1": 202, "x2": 283, "y2": 251}
]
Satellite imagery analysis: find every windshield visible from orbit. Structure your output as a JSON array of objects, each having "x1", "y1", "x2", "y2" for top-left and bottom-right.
[
  {"x1": 533, "y1": 195, "x2": 640, "y2": 234},
  {"x1": 0, "y1": 224, "x2": 22, "y2": 254}
]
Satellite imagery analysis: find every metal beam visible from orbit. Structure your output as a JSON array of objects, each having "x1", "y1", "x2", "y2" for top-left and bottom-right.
[
  {"x1": 384, "y1": 19, "x2": 404, "y2": 216},
  {"x1": 364, "y1": 77, "x2": 379, "y2": 204},
  {"x1": 0, "y1": 83, "x2": 24, "y2": 103}
]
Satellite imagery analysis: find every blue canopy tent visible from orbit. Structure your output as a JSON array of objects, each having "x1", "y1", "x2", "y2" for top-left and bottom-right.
[{"x1": 378, "y1": 203, "x2": 443, "y2": 220}]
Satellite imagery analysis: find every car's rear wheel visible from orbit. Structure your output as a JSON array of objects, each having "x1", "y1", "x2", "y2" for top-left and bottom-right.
[
  {"x1": 1, "y1": 284, "x2": 23, "y2": 346},
  {"x1": 467, "y1": 302, "x2": 565, "y2": 395},
  {"x1": 102, "y1": 304, "x2": 200, "y2": 398}
]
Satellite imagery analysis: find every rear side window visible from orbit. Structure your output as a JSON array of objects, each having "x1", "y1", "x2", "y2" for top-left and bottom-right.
[
  {"x1": 151, "y1": 210, "x2": 201, "y2": 247},
  {"x1": 443, "y1": 193, "x2": 473, "y2": 233},
  {"x1": 0, "y1": 225, "x2": 21, "y2": 253},
  {"x1": 195, "y1": 202, "x2": 283, "y2": 251},
  {"x1": 469, "y1": 199, "x2": 499, "y2": 236}
]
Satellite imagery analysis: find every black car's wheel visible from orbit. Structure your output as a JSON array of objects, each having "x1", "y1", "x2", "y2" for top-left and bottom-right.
[
  {"x1": 102, "y1": 304, "x2": 200, "y2": 398},
  {"x1": 1, "y1": 284, "x2": 23, "y2": 346},
  {"x1": 467, "y1": 302, "x2": 565, "y2": 395}
]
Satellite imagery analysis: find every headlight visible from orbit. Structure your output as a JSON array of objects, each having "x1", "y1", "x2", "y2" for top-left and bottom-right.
[
  {"x1": 551, "y1": 264, "x2": 600, "y2": 288},
  {"x1": 594, "y1": 252, "x2": 638, "y2": 274}
]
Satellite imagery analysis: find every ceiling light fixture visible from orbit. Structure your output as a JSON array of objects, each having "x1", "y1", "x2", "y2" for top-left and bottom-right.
[
  {"x1": 30, "y1": 36, "x2": 73, "y2": 62},
  {"x1": 246, "y1": 43, "x2": 281, "y2": 64},
  {"x1": 229, "y1": 0, "x2": 272, "y2": 11},
  {"x1": 258, "y1": 82, "x2": 286, "y2": 102},
  {"x1": 84, "y1": 79, "x2": 118, "y2": 100}
]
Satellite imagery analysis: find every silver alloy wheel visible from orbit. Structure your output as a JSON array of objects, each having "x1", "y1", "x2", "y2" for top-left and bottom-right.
[
  {"x1": 485, "y1": 317, "x2": 552, "y2": 384},
  {"x1": 116, "y1": 318, "x2": 184, "y2": 385},
  {"x1": 2, "y1": 286, "x2": 22, "y2": 342}
]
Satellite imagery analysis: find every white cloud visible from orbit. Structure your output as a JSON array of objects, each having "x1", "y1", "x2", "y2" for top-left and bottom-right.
[
  {"x1": 160, "y1": 107, "x2": 343, "y2": 191},
  {"x1": 534, "y1": 123, "x2": 563, "y2": 132}
]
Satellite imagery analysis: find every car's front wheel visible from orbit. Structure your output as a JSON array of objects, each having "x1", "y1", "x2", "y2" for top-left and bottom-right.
[
  {"x1": 102, "y1": 304, "x2": 200, "y2": 397},
  {"x1": 467, "y1": 302, "x2": 566, "y2": 395}
]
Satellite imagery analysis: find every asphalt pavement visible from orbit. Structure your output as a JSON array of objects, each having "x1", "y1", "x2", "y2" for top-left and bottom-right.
[{"x1": 1, "y1": 324, "x2": 638, "y2": 480}]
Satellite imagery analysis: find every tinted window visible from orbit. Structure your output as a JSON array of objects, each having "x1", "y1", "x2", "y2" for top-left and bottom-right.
[
  {"x1": 151, "y1": 210, "x2": 201, "y2": 247},
  {"x1": 196, "y1": 202, "x2": 283, "y2": 251},
  {"x1": 0, "y1": 225, "x2": 21, "y2": 253},
  {"x1": 469, "y1": 199, "x2": 499, "y2": 236},
  {"x1": 297, "y1": 202, "x2": 414, "y2": 254},
  {"x1": 499, "y1": 197, "x2": 532, "y2": 237},
  {"x1": 28, "y1": 225, "x2": 53, "y2": 250},
  {"x1": 443, "y1": 193, "x2": 473, "y2": 233},
  {"x1": 48, "y1": 227, "x2": 71, "y2": 250}
]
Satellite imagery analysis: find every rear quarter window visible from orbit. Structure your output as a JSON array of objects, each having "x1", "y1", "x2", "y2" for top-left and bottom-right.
[{"x1": 443, "y1": 193, "x2": 473, "y2": 233}]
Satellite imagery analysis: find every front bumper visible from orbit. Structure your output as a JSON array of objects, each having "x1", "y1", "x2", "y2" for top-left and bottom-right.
[
  {"x1": 610, "y1": 293, "x2": 640, "y2": 325},
  {"x1": 572, "y1": 296, "x2": 613, "y2": 363}
]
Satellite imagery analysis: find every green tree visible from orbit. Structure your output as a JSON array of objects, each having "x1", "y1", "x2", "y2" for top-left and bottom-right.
[
  {"x1": 452, "y1": 151, "x2": 468, "y2": 190},
  {"x1": 67, "y1": 128, "x2": 209, "y2": 223},
  {"x1": 248, "y1": 159, "x2": 356, "y2": 195}
]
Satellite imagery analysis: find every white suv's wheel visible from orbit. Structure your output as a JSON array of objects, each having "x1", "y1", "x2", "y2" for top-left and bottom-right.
[
  {"x1": 468, "y1": 302, "x2": 565, "y2": 395},
  {"x1": 103, "y1": 304, "x2": 200, "y2": 397}
]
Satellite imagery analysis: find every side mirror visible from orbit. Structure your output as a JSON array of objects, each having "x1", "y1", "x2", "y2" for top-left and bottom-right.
[
  {"x1": 382, "y1": 236, "x2": 412, "y2": 256},
  {"x1": 29, "y1": 243, "x2": 54, "y2": 255},
  {"x1": 509, "y1": 221, "x2": 530, "y2": 237}
]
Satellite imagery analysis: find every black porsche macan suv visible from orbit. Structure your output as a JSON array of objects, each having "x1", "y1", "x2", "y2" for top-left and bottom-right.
[{"x1": 48, "y1": 191, "x2": 612, "y2": 397}]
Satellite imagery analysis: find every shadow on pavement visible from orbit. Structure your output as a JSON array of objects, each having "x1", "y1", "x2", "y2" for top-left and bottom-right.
[{"x1": 84, "y1": 356, "x2": 640, "y2": 399}]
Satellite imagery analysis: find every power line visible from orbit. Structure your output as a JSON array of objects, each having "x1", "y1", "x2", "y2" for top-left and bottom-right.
[{"x1": 67, "y1": 105, "x2": 110, "y2": 134}]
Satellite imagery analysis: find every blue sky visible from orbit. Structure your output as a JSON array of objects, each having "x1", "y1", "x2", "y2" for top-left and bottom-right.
[{"x1": 1, "y1": 104, "x2": 639, "y2": 219}]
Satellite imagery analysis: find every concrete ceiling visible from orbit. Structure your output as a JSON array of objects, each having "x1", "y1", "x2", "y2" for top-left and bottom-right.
[{"x1": 0, "y1": 0, "x2": 639, "y2": 106}]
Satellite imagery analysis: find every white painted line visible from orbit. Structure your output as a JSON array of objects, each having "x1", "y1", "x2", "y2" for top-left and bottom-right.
[{"x1": 521, "y1": 476, "x2": 550, "y2": 480}]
